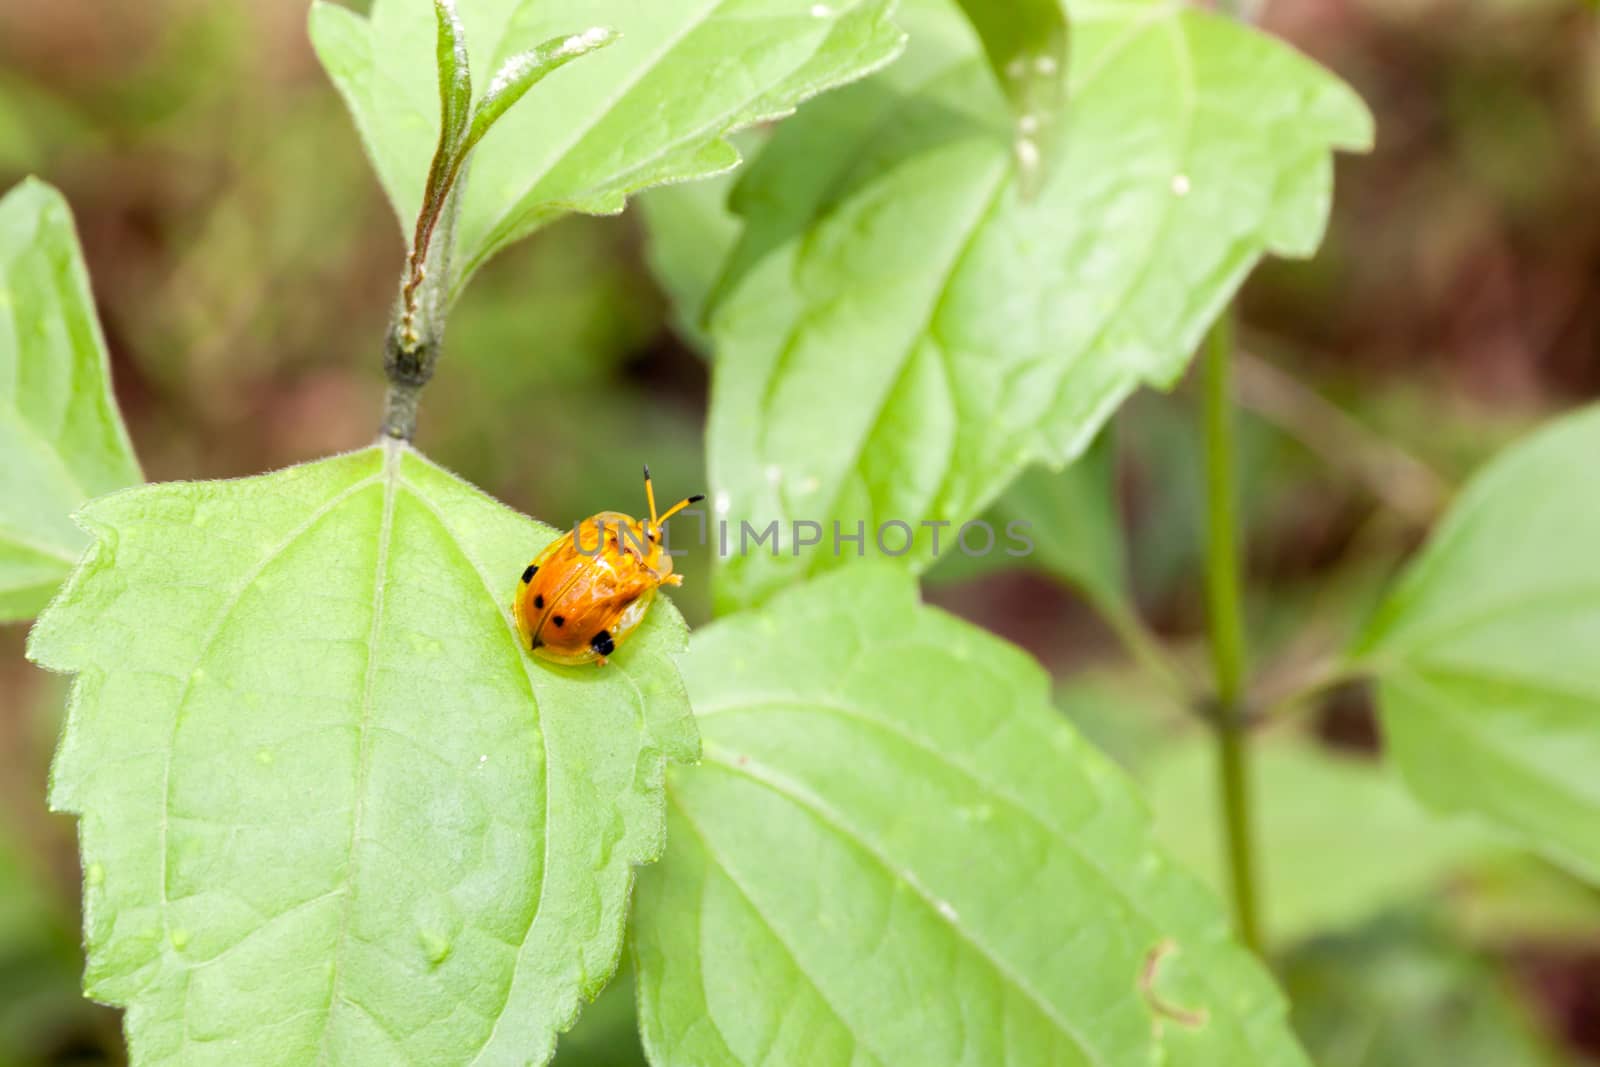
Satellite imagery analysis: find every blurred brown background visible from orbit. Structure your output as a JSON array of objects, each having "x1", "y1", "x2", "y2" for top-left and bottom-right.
[{"x1": 0, "y1": 0, "x2": 1597, "y2": 1063}]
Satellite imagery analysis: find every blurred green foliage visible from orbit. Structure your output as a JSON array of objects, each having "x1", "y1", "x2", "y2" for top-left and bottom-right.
[
  {"x1": 1285, "y1": 917, "x2": 1572, "y2": 1067},
  {"x1": 0, "y1": 820, "x2": 117, "y2": 1067}
]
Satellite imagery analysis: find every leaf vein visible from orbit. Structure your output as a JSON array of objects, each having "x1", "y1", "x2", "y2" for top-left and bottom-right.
[
  {"x1": 316, "y1": 440, "x2": 402, "y2": 1062},
  {"x1": 698, "y1": 742, "x2": 1106, "y2": 1065}
]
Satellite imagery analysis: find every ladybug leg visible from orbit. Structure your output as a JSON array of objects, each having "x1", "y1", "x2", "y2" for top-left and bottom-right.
[{"x1": 594, "y1": 654, "x2": 608, "y2": 667}]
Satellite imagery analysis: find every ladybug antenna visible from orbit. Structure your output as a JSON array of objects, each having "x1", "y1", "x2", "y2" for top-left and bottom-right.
[
  {"x1": 656, "y1": 493, "x2": 706, "y2": 526},
  {"x1": 643, "y1": 464, "x2": 659, "y2": 528}
]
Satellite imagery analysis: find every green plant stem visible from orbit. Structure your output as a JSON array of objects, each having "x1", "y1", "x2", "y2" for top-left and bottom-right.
[{"x1": 1200, "y1": 309, "x2": 1262, "y2": 954}]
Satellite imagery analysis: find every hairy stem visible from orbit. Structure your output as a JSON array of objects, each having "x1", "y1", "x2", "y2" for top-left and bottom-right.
[
  {"x1": 1200, "y1": 309, "x2": 1262, "y2": 953},
  {"x1": 381, "y1": 166, "x2": 466, "y2": 441}
]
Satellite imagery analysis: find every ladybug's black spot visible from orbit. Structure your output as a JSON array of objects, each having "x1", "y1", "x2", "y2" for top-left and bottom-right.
[
  {"x1": 552, "y1": 615, "x2": 566, "y2": 628},
  {"x1": 521, "y1": 565, "x2": 537, "y2": 584},
  {"x1": 533, "y1": 594, "x2": 545, "y2": 609},
  {"x1": 591, "y1": 630, "x2": 615, "y2": 657}
]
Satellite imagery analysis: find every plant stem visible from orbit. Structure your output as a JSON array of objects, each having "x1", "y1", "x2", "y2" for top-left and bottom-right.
[
  {"x1": 381, "y1": 167, "x2": 465, "y2": 441},
  {"x1": 1200, "y1": 309, "x2": 1262, "y2": 954}
]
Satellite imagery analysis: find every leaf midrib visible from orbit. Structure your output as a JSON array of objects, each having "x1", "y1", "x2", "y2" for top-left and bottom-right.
[
  {"x1": 699, "y1": 652, "x2": 1274, "y2": 1063},
  {"x1": 1366, "y1": 581, "x2": 1600, "y2": 663},
  {"x1": 665, "y1": 784, "x2": 887, "y2": 1067},
  {"x1": 1385, "y1": 669, "x2": 1600, "y2": 805},
  {"x1": 1, "y1": 394, "x2": 94, "y2": 515},
  {"x1": 703, "y1": 695, "x2": 1224, "y2": 1011},
  {"x1": 697, "y1": 740, "x2": 1106, "y2": 1066},
  {"x1": 316, "y1": 438, "x2": 401, "y2": 1064},
  {"x1": 141, "y1": 457, "x2": 383, "y2": 1048},
  {"x1": 391, "y1": 468, "x2": 557, "y2": 1067}
]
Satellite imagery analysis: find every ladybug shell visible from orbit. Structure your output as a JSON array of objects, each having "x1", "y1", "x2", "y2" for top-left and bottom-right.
[{"x1": 513, "y1": 512, "x2": 668, "y2": 665}]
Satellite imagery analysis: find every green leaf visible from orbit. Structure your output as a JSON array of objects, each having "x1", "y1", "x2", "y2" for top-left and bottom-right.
[
  {"x1": 28, "y1": 441, "x2": 697, "y2": 1066},
  {"x1": 434, "y1": 0, "x2": 473, "y2": 158},
  {"x1": 462, "y1": 29, "x2": 620, "y2": 161},
  {"x1": 927, "y1": 432, "x2": 1123, "y2": 608},
  {"x1": 637, "y1": 130, "x2": 762, "y2": 358},
  {"x1": 952, "y1": 0, "x2": 1068, "y2": 119},
  {"x1": 705, "y1": 0, "x2": 1372, "y2": 611},
  {"x1": 1283, "y1": 918, "x2": 1573, "y2": 1067},
  {"x1": 0, "y1": 178, "x2": 141, "y2": 622},
  {"x1": 309, "y1": 0, "x2": 905, "y2": 299},
  {"x1": 951, "y1": 0, "x2": 1068, "y2": 193},
  {"x1": 1145, "y1": 738, "x2": 1498, "y2": 947},
  {"x1": 1354, "y1": 404, "x2": 1600, "y2": 885},
  {"x1": 634, "y1": 566, "x2": 1309, "y2": 1067}
]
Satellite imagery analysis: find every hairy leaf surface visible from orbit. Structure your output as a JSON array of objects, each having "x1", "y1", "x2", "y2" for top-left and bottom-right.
[
  {"x1": 634, "y1": 566, "x2": 1309, "y2": 1067},
  {"x1": 706, "y1": 0, "x2": 1372, "y2": 609},
  {"x1": 310, "y1": 0, "x2": 905, "y2": 298},
  {"x1": 29, "y1": 441, "x2": 697, "y2": 1066},
  {"x1": 1356, "y1": 405, "x2": 1600, "y2": 885},
  {"x1": 0, "y1": 178, "x2": 141, "y2": 621}
]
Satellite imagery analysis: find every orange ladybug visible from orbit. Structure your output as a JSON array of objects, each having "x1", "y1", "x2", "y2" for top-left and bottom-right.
[{"x1": 513, "y1": 467, "x2": 703, "y2": 666}]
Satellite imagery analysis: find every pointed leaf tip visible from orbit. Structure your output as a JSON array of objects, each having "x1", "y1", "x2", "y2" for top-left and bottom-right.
[
  {"x1": 0, "y1": 177, "x2": 141, "y2": 621},
  {"x1": 464, "y1": 27, "x2": 621, "y2": 158},
  {"x1": 432, "y1": 0, "x2": 471, "y2": 152}
]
